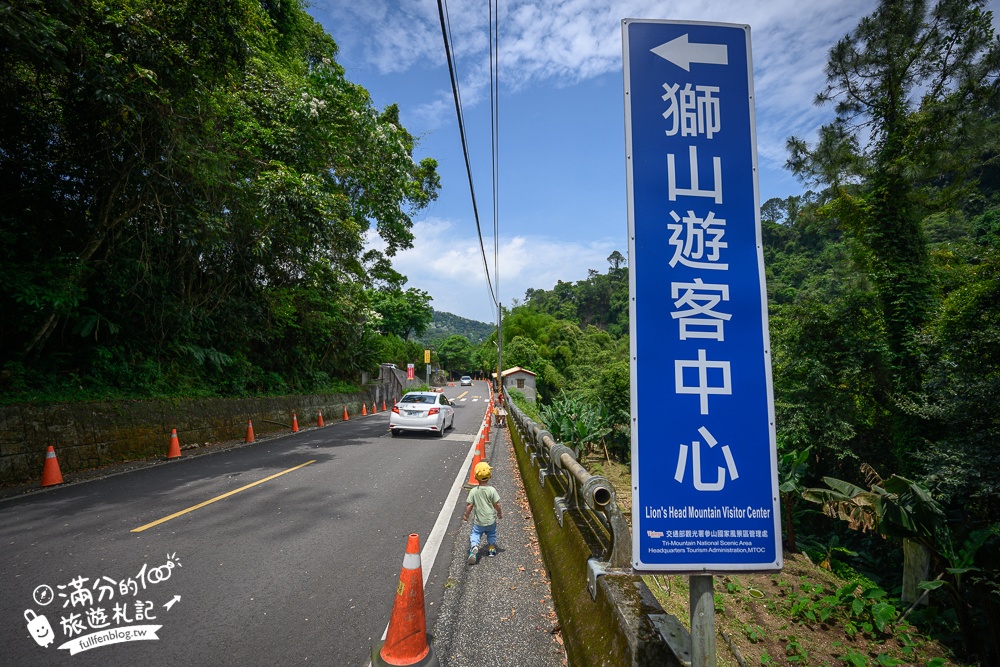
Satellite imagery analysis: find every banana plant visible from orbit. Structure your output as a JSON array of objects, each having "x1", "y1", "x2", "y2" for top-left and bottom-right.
[
  {"x1": 777, "y1": 446, "x2": 812, "y2": 552},
  {"x1": 539, "y1": 392, "x2": 612, "y2": 458},
  {"x1": 801, "y1": 464, "x2": 945, "y2": 544},
  {"x1": 915, "y1": 526, "x2": 999, "y2": 658}
]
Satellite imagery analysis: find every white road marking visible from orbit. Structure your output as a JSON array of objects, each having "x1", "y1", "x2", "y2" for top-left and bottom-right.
[{"x1": 369, "y1": 417, "x2": 487, "y2": 660}]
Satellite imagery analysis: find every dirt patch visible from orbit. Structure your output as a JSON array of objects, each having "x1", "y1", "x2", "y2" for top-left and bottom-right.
[{"x1": 578, "y1": 452, "x2": 964, "y2": 667}]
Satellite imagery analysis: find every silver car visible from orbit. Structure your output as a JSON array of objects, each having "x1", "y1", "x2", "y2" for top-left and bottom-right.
[
  {"x1": 460, "y1": 376, "x2": 473, "y2": 386},
  {"x1": 389, "y1": 392, "x2": 455, "y2": 437}
]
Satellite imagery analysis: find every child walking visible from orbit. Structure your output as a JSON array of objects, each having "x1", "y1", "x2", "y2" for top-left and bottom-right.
[{"x1": 463, "y1": 462, "x2": 502, "y2": 564}]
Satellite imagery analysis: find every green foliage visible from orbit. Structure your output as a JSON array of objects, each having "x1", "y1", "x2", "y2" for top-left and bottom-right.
[
  {"x1": 417, "y1": 309, "x2": 493, "y2": 346},
  {"x1": 523, "y1": 252, "x2": 629, "y2": 336},
  {"x1": 538, "y1": 392, "x2": 612, "y2": 458},
  {"x1": 503, "y1": 335, "x2": 542, "y2": 371},
  {"x1": 905, "y1": 216, "x2": 1000, "y2": 516},
  {"x1": 802, "y1": 467, "x2": 946, "y2": 542},
  {"x1": 770, "y1": 16, "x2": 1000, "y2": 646},
  {"x1": 596, "y1": 360, "x2": 631, "y2": 460},
  {"x1": 507, "y1": 388, "x2": 541, "y2": 422},
  {"x1": 743, "y1": 624, "x2": 766, "y2": 643},
  {"x1": 778, "y1": 446, "x2": 812, "y2": 552},
  {"x1": 799, "y1": 534, "x2": 857, "y2": 573},
  {"x1": 841, "y1": 649, "x2": 869, "y2": 667},
  {"x1": 596, "y1": 361, "x2": 630, "y2": 417},
  {"x1": 437, "y1": 334, "x2": 476, "y2": 375},
  {"x1": 0, "y1": 0, "x2": 439, "y2": 399},
  {"x1": 787, "y1": 0, "x2": 1000, "y2": 473},
  {"x1": 474, "y1": 283, "x2": 629, "y2": 410},
  {"x1": 785, "y1": 578, "x2": 898, "y2": 638},
  {"x1": 369, "y1": 287, "x2": 433, "y2": 342},
  {"x1": 783, "y1": 635, "x2": 809, "y2": 663}
]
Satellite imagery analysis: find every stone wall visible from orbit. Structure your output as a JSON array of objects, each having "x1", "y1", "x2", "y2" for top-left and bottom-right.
[{"x1": 0, "y1": 390, "x2": 383, "y2": 485}]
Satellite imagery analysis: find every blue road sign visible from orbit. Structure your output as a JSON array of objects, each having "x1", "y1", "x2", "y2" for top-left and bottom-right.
[{"x1": 623, "y1": 19, "x2": 781, "y2": 572}]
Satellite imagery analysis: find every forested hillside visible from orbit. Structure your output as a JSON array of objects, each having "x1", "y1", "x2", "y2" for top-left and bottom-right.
[
  {"x1": 522, "y1": 250, "x2": 630, "y2": 336},
  {"x1": 417, "y1": 309, "x2": 494, "y2": 346},
  {"x1": 0, "y1": 0, "x2": 439, "y2": 401}
]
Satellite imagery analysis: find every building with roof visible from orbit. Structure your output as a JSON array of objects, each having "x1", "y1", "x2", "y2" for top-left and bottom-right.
[{"x1": 493, "y1": 366, "x2": 537, "y2": 403}]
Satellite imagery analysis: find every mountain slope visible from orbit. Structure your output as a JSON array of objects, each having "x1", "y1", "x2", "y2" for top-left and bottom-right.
[{"x1": 418, "y1": 309, "x2": 494, "y2": 345}]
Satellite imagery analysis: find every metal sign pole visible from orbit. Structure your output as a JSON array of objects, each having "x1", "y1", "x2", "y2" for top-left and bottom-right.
[
  {"x1": 622, "y1": 20, "x2": 780, "y2": 663},
  {"x1": 690, "y1": 574, "x2": 716, "y2": 666}
]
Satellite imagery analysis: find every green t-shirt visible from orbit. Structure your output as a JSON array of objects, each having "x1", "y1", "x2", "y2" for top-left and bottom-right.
[{"x1": 466, "y1": 484, "x2": 500, "y2": 526}]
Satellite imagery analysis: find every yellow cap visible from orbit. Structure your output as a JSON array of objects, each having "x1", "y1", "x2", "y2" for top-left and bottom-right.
[{"x1": 474, "y1": 461, "x2": 492, "y2": 481}]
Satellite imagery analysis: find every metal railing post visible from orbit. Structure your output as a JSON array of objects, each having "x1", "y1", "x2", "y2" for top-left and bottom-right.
[{"x1": 504, "y1": 397, "x2": 632, "y2": 598}]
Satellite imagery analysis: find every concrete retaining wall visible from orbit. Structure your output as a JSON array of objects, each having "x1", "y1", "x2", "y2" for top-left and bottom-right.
[
  {"x1": 507, "y1": 420, "x2": 682, "y2": 666},
  {"x1": 0, "y1": 390, "x2": 383, "y2": 485}
]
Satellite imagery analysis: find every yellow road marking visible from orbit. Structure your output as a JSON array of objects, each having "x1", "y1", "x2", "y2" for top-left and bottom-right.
[
  {"x1": 131, "y1": 460, "x2": 316, "y2": 533},
  {"x1": 456, "y1": 391, "x2": 469, "y2": 399}
]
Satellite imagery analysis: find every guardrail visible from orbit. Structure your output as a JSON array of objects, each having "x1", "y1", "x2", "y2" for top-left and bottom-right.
[
  {"x1": 504, "y1": 396, "x2": 632, "y2": 598},
  {"x1": 377, "y1": 366, "x2": 407, "y2": 404}
]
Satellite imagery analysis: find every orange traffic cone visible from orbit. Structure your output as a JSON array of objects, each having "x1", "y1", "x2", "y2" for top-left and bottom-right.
[
  {"x1": 317, "y1": 410, "x2": 325, "y2": 427},
  {"x1": 362, "y1": 403, "x2": 368, "y2": 416},
  {"x1": 167, "y1": 428, "x2": 182, "y2": 459},
  {"x1": 372, "y1": 534, "x2": 437, "y2": 667},
  {"x1": 343, "y1": 406, "x2": 349, "y2": 421},
  {"x1": 372, "y1": 402, "x2": 378, "y2": 415},
  {"x1": 467, "y1": 438, "x2": 483, "y2": 486},
  {"x1": 245, "y1": 420, "x2": 255, "y2": 443},
  {"x1": 41, "y1": 446, "x2": 63, "y2": 487},
  {"x1": 382, "y1": 400, "x2": 387, "y2": 412},
  {"x1": 292, "y1": 413, "x2": 299, "y2": 433}
]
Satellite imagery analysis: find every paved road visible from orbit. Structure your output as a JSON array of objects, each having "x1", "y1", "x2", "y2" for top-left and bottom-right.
[{"x1": 0, "y1": 384, "x2": 491, "y2": 666}]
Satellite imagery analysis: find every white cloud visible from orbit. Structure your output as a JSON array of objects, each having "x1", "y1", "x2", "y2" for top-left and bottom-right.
[
  {"x1": 369, "y1": 217, "x2": 618, "y2": 322},
  {"x1": 323, "y1": 0, "x2": 878, "y2": 173},
  {"x1": 332, "y1": 0, "x2": 1000, "y2": 318}
]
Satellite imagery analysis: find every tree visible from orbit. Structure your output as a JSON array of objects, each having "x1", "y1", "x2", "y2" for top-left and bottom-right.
[
  {"x1": 369, "y1": 287, "x2": 433, "y2": 342},
  {"x1": 786, "y1": 0, "x2": 1000, "y2": 462},
  {"x1": 437, "y1": 334, "x2": 474, "y2": 375},
  {"x1": 503, "y1": 335, "x2": 541, "y2": 371},
  {"x1": 597, "y1": 360, "x2": 631, "y2": 459},
  {"x1": 0, "y1": 0, "x2": 439, "y2": 396},
  {"x1": 906, "y1": 208, "x2": 1000, "y2": 519},
  {"x1": 607, "y1": 250, "x2": 626, "y2": 271}
]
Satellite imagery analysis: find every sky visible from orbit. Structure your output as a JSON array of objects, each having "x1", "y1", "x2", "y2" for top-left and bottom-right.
[{"x1": 306, "y1": 0, "x2": 992, "y2": 324}]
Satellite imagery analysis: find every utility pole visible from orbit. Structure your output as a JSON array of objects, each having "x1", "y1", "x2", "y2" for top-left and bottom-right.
[{"x1": 496, "y1": 302, "x2": 503, "y2": 396}]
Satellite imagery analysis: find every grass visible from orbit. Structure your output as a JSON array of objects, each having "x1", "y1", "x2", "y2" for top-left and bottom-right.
[{"x1": 578, "y1": 450, "x2": 964, "y2": 667}]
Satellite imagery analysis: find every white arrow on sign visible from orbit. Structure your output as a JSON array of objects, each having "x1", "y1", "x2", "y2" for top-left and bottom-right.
[{"x1": 651, "y1": 34, "x2": 728, "y2": 71}]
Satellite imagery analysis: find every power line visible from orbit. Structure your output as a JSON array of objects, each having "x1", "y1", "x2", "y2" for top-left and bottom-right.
[
  {"x1": 489, "y1": 0, "x2": 502, "y2": 376},
  {"x1": 489, "y1": 0, "x2": 499, "y2": 302},
  {"x1": 436, "y1": 0, "x2": 497, "y2": 308}
]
